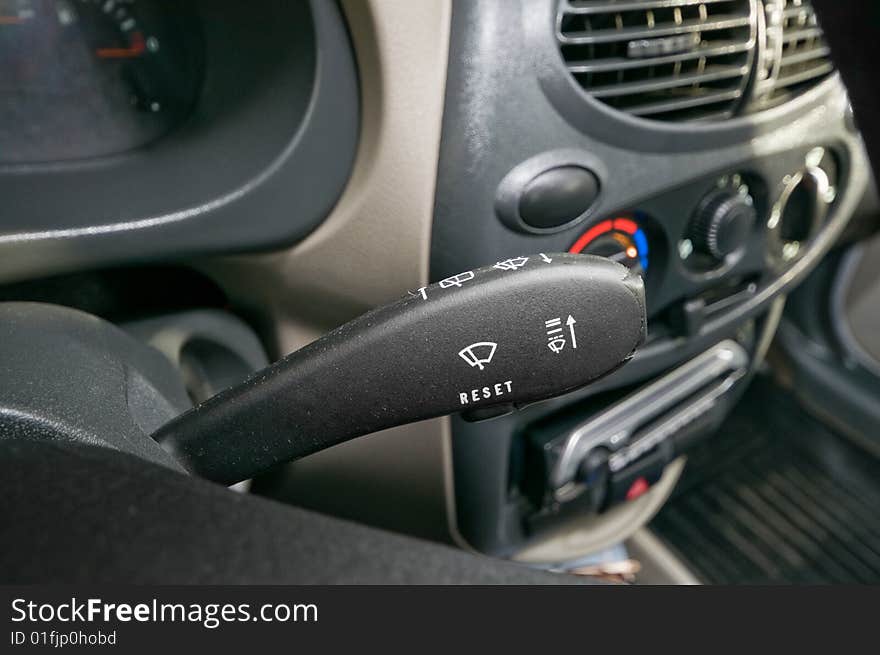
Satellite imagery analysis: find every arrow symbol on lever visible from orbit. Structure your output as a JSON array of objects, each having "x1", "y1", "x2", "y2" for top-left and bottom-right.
[
  {"x1": 540, "y1": 253, "x2": 553, "y2": 264},
  {"x1": 566, "y1": 315, "x2": 577, "y2": 349}
]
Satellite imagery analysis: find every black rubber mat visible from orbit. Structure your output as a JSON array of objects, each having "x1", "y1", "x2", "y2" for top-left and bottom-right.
[{"x1": 651, "y1": 376, "x2": 880, "y2": 584}]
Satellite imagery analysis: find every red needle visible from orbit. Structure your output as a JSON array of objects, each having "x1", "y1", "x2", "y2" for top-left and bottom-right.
[
  {"x1": 0, "y1": 16, "x2": 24, "y2": 24},
  {"x1": 96, "y1": 31, "x2": 146, "y2": 59}
]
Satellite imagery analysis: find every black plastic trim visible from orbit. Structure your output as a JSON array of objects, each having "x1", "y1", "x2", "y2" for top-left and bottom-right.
[
  {"x1": 496, "y1": 150, "x2": 607, "y2": 234},
  {"x1": 0, "y1": 0, "x2": 359, "y2": 283}
]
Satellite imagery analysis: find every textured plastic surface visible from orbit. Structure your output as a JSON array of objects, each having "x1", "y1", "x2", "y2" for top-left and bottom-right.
[
  {"x1": 689, "y1": 189, "x2": 757, "y2": 260},
  {"x1": 495, "y1": 150, "x2": 608, "y2": 235},
  {"x1": 432, "y1": 1, "x2": 866, "y2": 333},
  {"x1": 519, "y1": 167, "x2": 600, "y2": 230},
  {"x1": 156, "y1": 254, "x2": 646, "y2": 484},
  {"x1": 0, "y1": 303, "x2": 189, "y2": 469},
  {"x1": 774, "y1": 250, "x2": 880, "y2": 454}
]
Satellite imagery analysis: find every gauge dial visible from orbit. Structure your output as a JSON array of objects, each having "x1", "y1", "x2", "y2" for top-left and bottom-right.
[
  {"x1": 0, "y1": 0, "x2": 202, "y2": 163},
  {"x1": 569, "y1": 217, "x2": 650, "y2": 277}
]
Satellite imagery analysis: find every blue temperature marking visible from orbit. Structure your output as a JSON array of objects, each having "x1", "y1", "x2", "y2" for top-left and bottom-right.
[{"x1": 634, "y1": 228, "x2": 649, "y2": 270}]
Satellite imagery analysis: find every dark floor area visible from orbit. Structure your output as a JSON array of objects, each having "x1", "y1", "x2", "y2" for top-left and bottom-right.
[{"x1": 651, "y1": 375, "x2": 880, "y2": 584}]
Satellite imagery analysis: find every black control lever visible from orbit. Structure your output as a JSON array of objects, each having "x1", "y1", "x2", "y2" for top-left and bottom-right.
[{"x1": 154, "y1": 254, "x2": 646, "y2": 484}]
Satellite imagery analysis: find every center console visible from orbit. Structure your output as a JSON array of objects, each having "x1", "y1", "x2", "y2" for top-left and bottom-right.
[{"x1": 431, "y1": 0, "x2": 870, "y2": 561}]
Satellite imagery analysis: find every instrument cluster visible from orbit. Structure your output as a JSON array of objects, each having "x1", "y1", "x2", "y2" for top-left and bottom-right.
[{"x1": 0, "y1": 0, "x2": 202, "y2": 163}]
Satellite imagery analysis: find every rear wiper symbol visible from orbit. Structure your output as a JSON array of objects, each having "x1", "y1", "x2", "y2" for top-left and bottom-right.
[{"x1": 458, "y1": 342, "x2": 498, "y2": 371}]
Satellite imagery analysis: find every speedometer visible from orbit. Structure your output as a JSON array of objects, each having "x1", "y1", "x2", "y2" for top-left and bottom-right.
[{"x1": 0, "y1": 0, "x2": 202, "y2": 163}]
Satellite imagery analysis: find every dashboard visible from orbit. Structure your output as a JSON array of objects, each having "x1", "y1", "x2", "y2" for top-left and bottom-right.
[{"x1": 0, "y1": 0, "x2": 873, "y2": 568}]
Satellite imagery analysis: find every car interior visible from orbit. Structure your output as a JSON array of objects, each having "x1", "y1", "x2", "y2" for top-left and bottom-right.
[{"x1": 1, "y1": 0, "x2": 879, "y2": 585}]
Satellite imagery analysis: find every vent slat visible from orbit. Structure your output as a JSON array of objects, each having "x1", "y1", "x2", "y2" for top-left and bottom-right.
[
  {"x1": 781, "y1": 5, "x2": 817, "y2": 21},
  {"x1": 559, "y1": 16, "x2": 752, "y2": 45},
  {"x1": 556, "y1": 0, "x2": 767, "y2": 123},
  {"x1": 774, "y1": 62, "x2": 834, "y2": 90},
  {"x1": 557, "y1": 0, "x2": 834, "y2": 122},
  {"x1": 627, "y1": 89, "x2": 743, "y2": 117},
  {"x1": 564, "y1": 0, "x2": 735, "y2": 15},
  {"x1": 755, "y1": 1, "x2": 835, "y2": 105},
  {"x1": 589, "y1": 65, "x2": 749, "y2": 98},
  {"x1": 779, "y1": 45, "x2": 831, "y2": 67},
  {"x1": 566, "y1": 40, "x2": 752, "y2": 73},
  {"x1": 781, "y1": 27, "x2": 824, "y2": 44}
]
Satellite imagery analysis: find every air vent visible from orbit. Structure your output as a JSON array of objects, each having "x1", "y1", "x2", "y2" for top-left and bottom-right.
[
  {"x1": 757, "y1": 0, "x2": 834, "y2": 108},
  {"x1": 557, "y1": 0, "x2": 756, "y2": 122}
]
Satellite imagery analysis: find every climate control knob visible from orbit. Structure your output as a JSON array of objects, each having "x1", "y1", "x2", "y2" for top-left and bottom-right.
[{"x1": 688, "y1": 189, "x2": 756, "y2": 261}]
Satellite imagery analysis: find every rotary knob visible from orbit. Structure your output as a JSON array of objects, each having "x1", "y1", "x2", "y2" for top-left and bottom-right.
[{"x1": 688, "y1": 189, "x2": 756, "y2": 261}]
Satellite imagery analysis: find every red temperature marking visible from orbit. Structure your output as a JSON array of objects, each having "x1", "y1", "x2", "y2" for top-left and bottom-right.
[
  {"x1": 612, "y1": 217, "x2": 639, "y2": 235},
  {"x1": 568, "y1": 219, "x2": 613, "y2": 254}
]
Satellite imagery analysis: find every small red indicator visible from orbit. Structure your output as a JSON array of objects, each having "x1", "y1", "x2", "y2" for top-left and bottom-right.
[{"x1": 625, "y1": 477, "x2": 650, "y2": 501}]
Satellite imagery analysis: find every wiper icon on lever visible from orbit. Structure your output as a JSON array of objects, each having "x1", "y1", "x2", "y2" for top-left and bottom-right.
[{"x1": 458, "y1": 342, "x2": 498, "y2": 371}]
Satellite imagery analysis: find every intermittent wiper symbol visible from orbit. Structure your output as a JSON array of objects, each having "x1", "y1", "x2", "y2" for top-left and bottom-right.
[
  {"x1": 493, "y1": 257, "x2": 529, "y2": 271},
  {"x1": 458, "y1": 342, "x2": 498, "y2": 371}
]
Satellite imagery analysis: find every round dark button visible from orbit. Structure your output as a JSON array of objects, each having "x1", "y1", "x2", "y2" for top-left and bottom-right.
[{"x1": 518, "y1": 166, "x2": 600, "y2": 230}]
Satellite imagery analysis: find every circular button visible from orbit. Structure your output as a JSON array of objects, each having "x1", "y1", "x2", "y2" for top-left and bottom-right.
[
  {"x1": 518, "y1": 166, "x2": 600, "y2": 231},
  {"x1": 688, "y1": 190, "x2": 756, "y2": 261}
]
